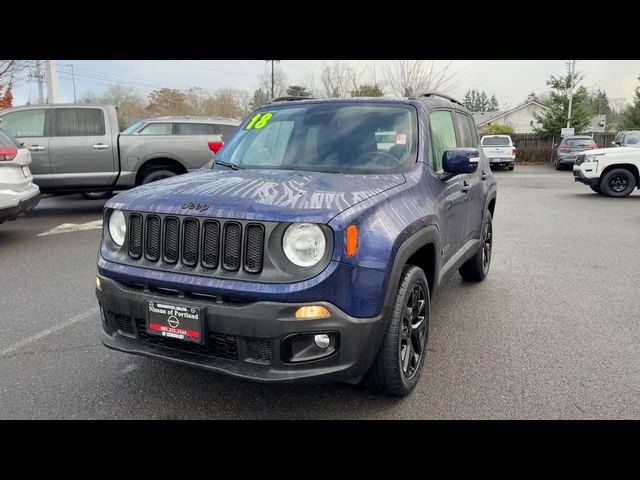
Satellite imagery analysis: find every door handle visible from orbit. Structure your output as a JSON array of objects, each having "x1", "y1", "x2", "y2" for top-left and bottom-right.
[
  {"x1": 93, "y1": 143, "x2": 110, "y2": 150},
  {"x1": 28, "y1": 145, "x2": 46, "y2": 152},
  {"x1": 461, "y1": 181, "x2": 471, "y2": 193},
  {"x1": 481, "y1": 170, "x2": 488, "y2": 181}
]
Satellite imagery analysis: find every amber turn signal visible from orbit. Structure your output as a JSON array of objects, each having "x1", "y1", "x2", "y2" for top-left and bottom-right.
[
  {"x1": 96, "y1": 276, "x2": 102, "y2": 291},
  {"x1": 346, "y1": 224, "x2": 358, "y2": 257},
  {"x1": 295, "y1": 305, "x2": 331, "y2": 319}
]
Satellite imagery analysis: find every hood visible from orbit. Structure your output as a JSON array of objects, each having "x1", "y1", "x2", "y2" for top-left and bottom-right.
[
  {"x1": 587, "y1": 146, "x2": 638, "y2": 156},
  {"x1": 107, "y1": 168, "x2": 406, "y2": 223}
]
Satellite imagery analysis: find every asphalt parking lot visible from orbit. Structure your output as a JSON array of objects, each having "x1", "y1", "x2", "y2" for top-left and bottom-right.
[{"x1": 1, "y1": 164, "x2": 638, "y2": 419}]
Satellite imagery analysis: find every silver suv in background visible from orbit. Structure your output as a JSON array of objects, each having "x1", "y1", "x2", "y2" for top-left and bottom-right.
[
  {"x1": 0, "y1": 105, "x2": 240, "y2": 199},
  {"x1": 612, "y1": 130, "x2": 640, "y2": 148},
  {"x1": 0, "y1": 128, "x2": 40, "y2": 223}
]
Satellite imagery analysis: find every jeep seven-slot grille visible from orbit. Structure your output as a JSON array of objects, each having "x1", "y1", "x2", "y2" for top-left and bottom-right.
[{"x1": 127, "y1": 214, "x2": 265, "y2": 274}]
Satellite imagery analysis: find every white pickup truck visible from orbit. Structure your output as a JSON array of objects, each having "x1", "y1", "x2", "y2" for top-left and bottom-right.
[
  {"x1": 573, "y1": 147, "x2": 639, "y2": 197},
  {"x1": 480, "y1": 135, "x2": 516, "y2": 170}
]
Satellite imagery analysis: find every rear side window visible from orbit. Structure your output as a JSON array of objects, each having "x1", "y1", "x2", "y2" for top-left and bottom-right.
[
  {"x1": 139, "y1": 123, "x2": 174, "y2": 135},
  {"x1": 429, "y1": 110, "x2": 457, "y2": 172},
  {"x1": 482, "y1": 136, "x2": 511, "y2": 146},
  {"x1": 453, "y1": 112, "x2": 476, "y2": 148},
  {"x1": 0, "y1": 128, "x2": 20, "y2": 148},
  {"x1": 0, "y1": 109, "x2": 47, "y2": 137},
  {"x1": 215, "y1": 124, "x2": 239, "y2": 140},
  {"x1": 176, "y1": 123, "x2": 211, "y2": 135},
  {"x1": 53, "y1": 108, "x2": 105, "y2": 136}
]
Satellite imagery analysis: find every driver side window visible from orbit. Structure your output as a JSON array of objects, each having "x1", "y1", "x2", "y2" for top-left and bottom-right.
[{"x1": 429, "y1": 110, "x2": 456, "y2": 172}]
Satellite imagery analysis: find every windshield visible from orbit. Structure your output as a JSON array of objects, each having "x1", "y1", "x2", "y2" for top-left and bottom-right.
[
  {"x1": 215, "y1": 103, "x2": 418, "y2": 173},
  {"x1": 482, "y1": 136, "x2": 511, "y2": 146},
  {"x1": 122, "y1": 121, "x2": 143, "y2": 134},
  {"x1": 625, "y1": 132, "x2": 640, "y2": 145},
  {"x1": 565, "y1": 138, "x2": 592, "y2": 147}
]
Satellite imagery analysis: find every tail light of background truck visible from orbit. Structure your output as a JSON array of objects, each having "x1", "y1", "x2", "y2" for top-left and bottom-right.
[{"x1": 208, "y1": 141, "x2": 224, "y2": 154}]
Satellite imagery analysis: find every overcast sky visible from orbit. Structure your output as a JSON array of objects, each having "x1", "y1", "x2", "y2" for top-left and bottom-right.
[{"x1": 10, "y1": 60, "x2": 640, "y2": 111}]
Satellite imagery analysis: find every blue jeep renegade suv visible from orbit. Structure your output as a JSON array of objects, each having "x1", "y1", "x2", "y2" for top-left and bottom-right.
[{"x1": 96, "y1": 92, "x2": 497, "y2": 396}]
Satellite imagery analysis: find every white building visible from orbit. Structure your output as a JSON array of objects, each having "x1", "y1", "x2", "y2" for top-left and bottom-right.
[{"x1": 473, "y1": 96, "x2": 550, "y2": 134}]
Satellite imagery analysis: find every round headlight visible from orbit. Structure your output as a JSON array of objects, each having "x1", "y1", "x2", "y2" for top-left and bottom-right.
[
  {"x1": 108, "y1": 210, "x2": 127, "y2": 247},
  {"x1": 282, "y1": 223, "x2": 326, "y2": 268}
]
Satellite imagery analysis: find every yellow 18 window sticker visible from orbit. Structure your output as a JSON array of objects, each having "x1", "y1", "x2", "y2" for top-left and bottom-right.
[{"x1": 245, "y1": 112, "x2": 273, "y2": 130}]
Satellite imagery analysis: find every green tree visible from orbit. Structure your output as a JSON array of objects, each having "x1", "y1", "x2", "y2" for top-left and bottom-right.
[
  {"x1": 286, "y1": 85, "x2": 311, "y2": 97},
  {"x1": 489, "y1": 94, "x2": 499, "y2": 112},
  {"x1": 463, "y1": 89, "x2": 499, "y2": 112},
  {"x1": 249, "y1": 88, "x2": 269, "y2": 110},
  {"x1": 534, "y1": 65, "x2": 592, "y2": 135},
  {"x1": 479, "y1": 123, "x2": 514, "y2": 135},
  {"x1": 350, "y1": 84, "x2": 384, "y2": 97},
  {"x1": 621, "y1": 75, "x2": 640, "y2": 129}
]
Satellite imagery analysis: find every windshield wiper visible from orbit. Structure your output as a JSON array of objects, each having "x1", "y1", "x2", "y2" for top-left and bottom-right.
[{"x1": 213, "y1": 159, "x2": 243, "y2": 170}]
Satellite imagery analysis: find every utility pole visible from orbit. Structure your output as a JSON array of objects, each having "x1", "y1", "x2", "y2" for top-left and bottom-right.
[
  {"x1": 36, "y1": 60, "x2": 45, "y2": 105},
  {"x1": 46, "y1": 60, "x2": 58, "y2": 104},
  {"x1": 264, "y1": 60, "x2": 280, "y2": 99},
  {"x1": 567, "y1": 60, "x2": 576, "y2": 128},
  {"x1": 65, "y1": 64, "x2": 77, "y2": 103}
]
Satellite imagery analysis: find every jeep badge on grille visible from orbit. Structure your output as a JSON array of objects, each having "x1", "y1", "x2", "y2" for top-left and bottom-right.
[{"x1": 181, "y1": 202, "x2": 209, "y2": 212}]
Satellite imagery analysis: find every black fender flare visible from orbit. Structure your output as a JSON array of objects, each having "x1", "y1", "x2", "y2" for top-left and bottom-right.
[{"x1": 382, "y1": 224, "x2": 440, "y2": 315}]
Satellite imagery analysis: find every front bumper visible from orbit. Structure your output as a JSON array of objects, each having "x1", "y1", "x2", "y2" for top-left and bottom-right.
[
  {"x1": 96, "y1": 274, "x2": 386, "y2": 384},
  {"x1": 0, "y1": 185, "x2": 40, "y2": 222},
  {"x1": 573, "y1": 166, "x2": 599, "y2": 186}
]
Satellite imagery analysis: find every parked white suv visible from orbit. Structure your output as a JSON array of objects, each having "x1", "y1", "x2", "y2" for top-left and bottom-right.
[
  {"x1": 573, "y1": 146, "x2": 639, "y2": 197},
  {"x1": 0, "y1": 128, "x2": 40, "y2": 223},
  {"x1": 481, "y1": 135, "x2": 516, "y2": 170}
]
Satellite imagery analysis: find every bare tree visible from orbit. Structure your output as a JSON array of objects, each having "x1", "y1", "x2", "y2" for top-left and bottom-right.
[
  {"x1": 81, "y1": 84, "x2": 146, "y2": 130},
  {"x1": 315, "y1": 61, "x2": 360, "y2": 98},
  {"x1": 382, "y1": 60, "x2": 459, "y2": 97},
  {"x1": 259, "y1": 64, "x2": 287, "y2": 98}
]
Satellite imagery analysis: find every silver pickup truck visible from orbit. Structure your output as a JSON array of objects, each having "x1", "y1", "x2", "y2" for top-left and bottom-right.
[{"x1": 0, "y1": 104, "x2": 240, "y2": 197}]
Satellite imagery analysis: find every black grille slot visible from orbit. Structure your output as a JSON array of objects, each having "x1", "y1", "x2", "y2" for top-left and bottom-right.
[
  {"x1": 106, "y1": 311, "x2": 136, "y2": 336},
  {"x1": 246, "y1": 338, "x2": 272, "y2": 364},
  {"x1": 222, "y1": 222, "x2": 242, "y2": 271},
  {"x1": 134, "y1": 318, "x2": 238, "y2": 360},
  {"x1": 182, "y1": 218, "x2": 199, "y2": 266},
  {"x1": 128, "y1": 213, "x2": 143, "y2": 258},
  {"x1": 244, "y1": 224, "x2": 265, "y2": 273},
  {"x1": 201, "y1": 220, "x2": 220, "y2": 269},
  {"x1": 145, "y1": 215, "x2": 161, "y2": 261},
  {"x1": 163, "y1": 217, "x2": 180, "y2": 263}
]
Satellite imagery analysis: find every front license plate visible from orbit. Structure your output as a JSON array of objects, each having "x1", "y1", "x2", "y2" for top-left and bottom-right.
[
  {"x1": 146, "y1": 300, "x2": 203, "y2": 344},
  {"x1": 21, "y1": 165, "x2": 31, "y2": 177}
]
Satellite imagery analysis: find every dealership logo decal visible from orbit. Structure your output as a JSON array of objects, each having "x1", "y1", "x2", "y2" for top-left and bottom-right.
[
  {"x1": 168, "y1": 315, "x2": 180, "y2": 328},
  {"x1": 181, "y1": 202, "x2": 209, "y2": 211}
]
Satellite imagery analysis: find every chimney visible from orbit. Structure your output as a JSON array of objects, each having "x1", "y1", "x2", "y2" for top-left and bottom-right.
[{"x1": 527, "y1": 92, "x2": 536, "y2": 103}]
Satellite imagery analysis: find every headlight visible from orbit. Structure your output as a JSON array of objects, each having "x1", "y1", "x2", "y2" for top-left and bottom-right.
[
  {"x1": 585, "y1": 154, "x2": 604, "y2": 163},
  {"x1": 108, "y1": 210, "x2": 127, "y2": 247},
  {"x1": 282, "y1": 223, "x2": 326, "y2": 267}
]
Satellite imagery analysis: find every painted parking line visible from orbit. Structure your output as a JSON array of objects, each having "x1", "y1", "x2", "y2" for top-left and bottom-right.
[
  {"x1": 37, "y1": 220, "x2": 103, "y2": 237},
  {"x1": 0, "y1": 308, "x2": 98, "y2": 358}
]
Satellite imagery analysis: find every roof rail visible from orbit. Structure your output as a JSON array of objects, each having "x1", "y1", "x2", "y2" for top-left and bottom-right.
[
  {"x1": 412, "y1": 90, "x2": 463, "y2": 106},
  {"x1": 266, "y1": 95, "x2": 314, "y2": 104}
]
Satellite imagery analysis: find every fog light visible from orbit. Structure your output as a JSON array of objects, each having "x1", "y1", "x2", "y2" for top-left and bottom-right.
[
  {"x1": 295, "y1": 305, "x2": 330, "y2": 319},
  {"x1": 314, "y1": 334, "x2": 331, "y2": 349},
  {"x1": 96, "y1": 276, "x2": 102, "y2": 291}
]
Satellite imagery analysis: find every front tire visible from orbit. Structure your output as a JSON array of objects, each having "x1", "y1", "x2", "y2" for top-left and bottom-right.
[
  {"x1": 590, "y1": 184, "x2": 601, "y2": 194},
  {"x1": 364, "y1": 265, "x2": 429, "y2": 397},
  {"x1": 459, "y1": 210, "x2": 493, "y2": 282},
  {"x1": 600, "y1": 168, "x2": 636, "y2": 198}
]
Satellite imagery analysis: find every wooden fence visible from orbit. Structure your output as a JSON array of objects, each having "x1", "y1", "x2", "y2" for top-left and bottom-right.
[{"x1": 504, "y1": 133, "x2": 617, "y2": 162}]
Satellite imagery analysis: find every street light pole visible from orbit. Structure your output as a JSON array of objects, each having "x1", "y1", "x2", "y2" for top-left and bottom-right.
[{"x1": 65, "y1": 64, "x2": 77, "y2": 103}]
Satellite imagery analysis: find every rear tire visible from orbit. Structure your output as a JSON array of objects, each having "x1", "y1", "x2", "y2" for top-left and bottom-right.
[
  {"x1": 140, "y1": 168, "x2": 178, "y2": 185},
  {"x1": 600, "y1": 168, "x2": 636, "y2": 198},
  {"x1": 459, "y1": 210, "x2": 493, "y2": 282},
  {"x1": 81, "y1": 191, "x2": 112, "y2": 200},
  {"x1": 364, "y1": 265, "x2": 429, "y2": 397}
]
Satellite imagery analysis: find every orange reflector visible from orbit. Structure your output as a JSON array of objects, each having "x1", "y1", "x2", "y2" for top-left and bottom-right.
[
  {"x1": 295, "y1": 306, "x2": 331, "y2": 319},
  {"x1": 346, "y1": 224, "x2": 358, "y2": 257}
]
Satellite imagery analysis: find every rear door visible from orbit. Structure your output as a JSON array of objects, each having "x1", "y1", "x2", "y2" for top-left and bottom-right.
[
  {"x1": 174, "y1": 123, "x2": 217, "y2": 168},
  {"x1": 48, "y1": 107, "x2": 116, "y2": 188},
  {"x1": 0, "y1": 107, "x2": 52, "y2": 186},
  {"x1": 454, "y1": 111, "x2": 484, "y2": 241},
  {"x1": 430, "y1": 109, "x2": 469, "y2": 264}
]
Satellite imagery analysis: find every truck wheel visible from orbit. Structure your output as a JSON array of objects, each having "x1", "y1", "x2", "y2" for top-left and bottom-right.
[
  {"x1": 141, "y1": 169, "x2": 177, "y2": 185},
  {"x1": 82, "y1": 191, "x2": 112, "y2": 200},
  {"x1": 459, "y1": 210, "x2": 493, "y2": 282},
  {"x1": 601, "y1": 168, "x2": 636, "y2": 198},
  {"x1": 364, "y1": 265, "x2": 429, "y2": 397},
  {"x1": 508, "y1": 164, "x2": 515, "y2": 171},
  {"x1": 589, "y1": 184, "x2": 601, "y2": 194}
]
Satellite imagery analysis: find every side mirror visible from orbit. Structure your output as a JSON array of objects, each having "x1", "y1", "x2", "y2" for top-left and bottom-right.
[
  {"x1": 442, "y1": 148, "x2": 479, "y2": 175},
  {"x1": 612, "y1": 141, "x2": 621, "y2": 147},
  {"x1": 208, "y1": 141, "x2": 224, "y2": 154}
]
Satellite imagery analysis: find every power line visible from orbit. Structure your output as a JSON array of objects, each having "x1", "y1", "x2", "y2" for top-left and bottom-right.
[{"x1": 161, "y1": 60, "x2": 258, "y2": 78}]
